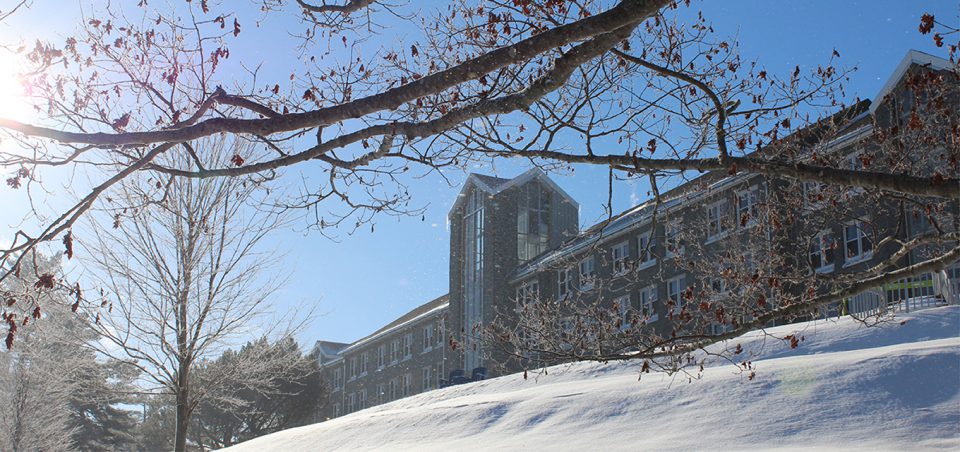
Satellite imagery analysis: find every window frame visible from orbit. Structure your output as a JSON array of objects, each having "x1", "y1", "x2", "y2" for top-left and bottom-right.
[
  {"x1": 639, "y1": 284, "x2": 659, "y2": 323},
  {"x1": 422, "y1": 324, "x2": 433, "y2": 353},
  {"x1": 557, "y1": 267, "x2": 573, "y2": 300},
  {"x1": 665, "y1": 221, "x2": 684, "y2": 258},
  {"x1": 359, "y1": 352, "x2": 368, "y2": 376},
  {"x1": 809, "y1": 230, "x2": 836, "y2": 273},
  {"x1": 706, "y1": 199, "x2": 731, "y2": 242},
  {"x1": 637, "y1": 232, "x2": 657, "y2": 270},
  {"x1": 612, "y1": 240, "x2": 631, "y2": 276},
  {"x1": 515, "y1": 278, "x2": 540, "y2": 306},
  {"x1": 843, "y1": 219, "x2": 874, "y2": 266},
  {"x1": 403, "y1": 333, "x2": 413, "y2": 360},
  {"x1": 579, "y1": 256, "x2": 597, "y2": 291},
  {"x1": 614, "y1": 294, "x2": 632, "y2": 331},
  {"x1": 667, "y1": 274, "x2": 687, "y2": 313},
  {"x1": 736, "y1": 185, "x2": 761, "y2": 229}
]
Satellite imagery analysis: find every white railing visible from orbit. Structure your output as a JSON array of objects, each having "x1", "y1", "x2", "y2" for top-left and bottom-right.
[{"x1": 843, "y1": 264, "x2": 959, "y2": 318}]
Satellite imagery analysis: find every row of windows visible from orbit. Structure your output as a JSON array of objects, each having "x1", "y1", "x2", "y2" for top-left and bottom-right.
[
  {"x1": 331, "y1": 320, "x2": 445, "y2": 391},
  {"x1": 535, "y1": 185, "x2": 763, "y2": 298},
  {"x1": 332, "y1": 364, "x2": 445, "y2": 417},
  {"x1": 808, "y1": 219, "x2": 875, "y2": 273}
]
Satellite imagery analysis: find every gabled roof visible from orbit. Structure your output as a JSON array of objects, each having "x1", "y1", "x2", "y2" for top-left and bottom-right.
[
  {"x1": 312, "y1": 340, "x2": 350, "y2": 364},
  {"x1": 869, "y1": 50, "x2": 954, "y2": 115},
  {"x1": 448, "y1": 168, "x2": 580, "y2": 218}
]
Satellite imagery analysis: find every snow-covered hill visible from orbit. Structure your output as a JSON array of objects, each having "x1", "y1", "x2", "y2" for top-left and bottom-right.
[{"x1": 225, "y1": 306, "x2": 960, "y2": 451}]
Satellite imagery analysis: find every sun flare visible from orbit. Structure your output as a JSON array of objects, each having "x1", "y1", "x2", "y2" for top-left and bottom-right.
[{"x1": 0, "y1": 50, "x2": 31, "y2": 121}]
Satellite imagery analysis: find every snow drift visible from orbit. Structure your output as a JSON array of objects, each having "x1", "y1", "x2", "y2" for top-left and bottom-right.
[{"x1": 224, "y1": 306, "x2": 960, "y2": 451}]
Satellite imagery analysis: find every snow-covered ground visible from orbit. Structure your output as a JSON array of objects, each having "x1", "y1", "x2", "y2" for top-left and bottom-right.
[{"x1": 225, "y1": 306, "x2": 960, "y2": 451}]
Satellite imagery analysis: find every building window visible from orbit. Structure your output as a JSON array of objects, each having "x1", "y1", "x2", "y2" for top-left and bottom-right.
[
  {"x1": 435, "y1": 320, "x2": 444, "y2": 347},
  {"x1": 422, "y1": 366, "x2": 433, "y2": 391},
  {"x1": 422, "y1": 324, "x2": 433, "y2": 352},
  {"x1": 359, "y1": 352, "x2": 368, "y2": 375},
  {"x1": 391, "y1": 339, "x2": 400, "y2": 364},
  {"x1": 347, "y1": 392, "x2": 356, "y2": 413},
  {"x1": 358, "y1": 389, "x2": 367, "y2": 410},
  {"x1": 516, "y1": 279, "x2": 540, "y2": 305},
  {"x1": 637, "y1": 232, "x2": 656, "y2": 269},
  {"x1": 706, "y1": 199, "x2": 731, "y2": 241},
  {"x1": 388, "y1": 378, "x2": 398, "y2": 401},
  {"x1": 348, "y1": 357, "x2": 357, "y2": 380},
  {"x1": 377, "y1": 345, "x2": 386, "y2": 369},
  {"x1": 612, "y1": 241, "x2": 630, "y2": 276},
  {"x1": 517, "y1": 183, "x2": 551, "y2": 262},
  {"x1": 809, "y1": 230, "x2": 835, "y2": 273},
  {"x1": 333, "y1": 367, "x2": 343, "y2": 391},
  {"x1": 557, "y1": 267, "x2": 573, "y2": 300},
  {"x1": 579, "y1": 256, "x2": 596, "y2": 291},
  {"x1": 376, "y1": 383, "x2": 386, "y2": 404},
  {"x1": 665, "y1": 221, "x2": 683, "y2": 257},
  {"x1": 668, "y1": 275, "x2": 687, "y2": 312},
  {"x1": 803, "y1": 181, "x2": 825, "y2": 208},
  {"x1": 333, "y1": 403, "x2": 341, "y2": 418},
  {"x1": 464, "y1": 189, "x2": 485, "y2": 372},
  {"x1": 403, "y1": 333, "x2": 413, "y2": 359},
  {"x1": 844, "y1": 220, "x2": 873, "y2": 265},
  {"x1": 736, "y1": 186, "x2": 761, "y2": 227},
  {"x1": 402, "y1": 373, "x2": 413, "y2": 397},
  {"x1": 614, "y1": 294, "x2": 632, "y2": 331},
  {"x1": 639, "y1": 285, "x2": 658, "y2": 323}
]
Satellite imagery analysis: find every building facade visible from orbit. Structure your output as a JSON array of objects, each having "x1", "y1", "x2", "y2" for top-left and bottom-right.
[{"x1": 315, "y1": 50, "x2": 959, "y2": 420}]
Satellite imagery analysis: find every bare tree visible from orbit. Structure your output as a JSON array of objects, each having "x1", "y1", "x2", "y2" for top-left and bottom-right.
[
  {"x1": 79, "y1": 136, "x2": 303, "y2": 452},
  {"x1": 0, "y1": 1, "x2": 955, "y2": 363},
  {"x1": 0, "y1": 255, "x2": 76, "y2": 452},
  {"x1": 0, "y1": 253, "x2": 140, "y2": 452}
]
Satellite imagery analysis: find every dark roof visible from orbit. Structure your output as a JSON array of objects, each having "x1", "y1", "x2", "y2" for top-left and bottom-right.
[{"x1": 473, "y1": 174, "x2": 512, "y2": 190}]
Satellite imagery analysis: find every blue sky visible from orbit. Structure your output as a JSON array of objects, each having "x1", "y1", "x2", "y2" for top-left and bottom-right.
[
  {"x1": 278, "y1": 0, "x2": 956, "y2": 345},
  {"x1": 0, "y1": 1, "x2": 955, "y2": 347}
]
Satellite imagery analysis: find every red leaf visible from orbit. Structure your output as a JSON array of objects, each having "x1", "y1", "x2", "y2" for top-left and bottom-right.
[
  {"x1": 233, "y1": 18, "x2": 241, "y2": 37},
  {"x1": 72, "y1": 283, "x2": 81, "y2": 312},
  {"x1": 111, "y1": 113, "x2": 131, "y2": 131},
  {"x1": 410, "y1": 44, "x2": 419, "y2": 57},
  {"x1": 919, "y1": 13, "x2": 935, "y2": 34},
  {"x1": 230, "y1": 154, "x2": 245, "y2": 166},
  {"x1": 34, "y1": 273, "x2": 55, "y2": 290},
  {"x1": 63, "y1": 231, "x2": 74, "y2": 260},
  {"x1": 32, "y1": 306, "x2": 41, "y2": 319},
  {"x1": 5, "y1": 331, "x2": 13, "y2": 350}
]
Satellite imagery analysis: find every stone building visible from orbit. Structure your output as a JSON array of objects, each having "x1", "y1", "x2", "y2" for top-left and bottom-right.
[{"x1": 315, "y1": 50, "x2": 959, "y2": 421}]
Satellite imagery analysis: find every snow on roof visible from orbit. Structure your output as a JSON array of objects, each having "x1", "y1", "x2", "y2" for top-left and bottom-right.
[
  {"x1": 337, "y1": 295, "x2": 449, "y2": 356},
  {"x1": 448, "y1": 168, "x2": 579, "y2": 218},
  {"x1": 869, "y1": 50, "x2": 954, "y2": 115}
]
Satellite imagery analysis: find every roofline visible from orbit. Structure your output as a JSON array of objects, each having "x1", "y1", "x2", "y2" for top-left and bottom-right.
[
  {"x1": 869, "y1": 50, "x2": 954, "y2": 115},
  {"x1": 509, "y1": 172, "x2": 754, "y2": 282},
  {"x1": 448, "y1": 169, "x2": 580, "y2": 218},
  {"x1": 338, "y1": 301, "x2": 449, "y2": 355}
]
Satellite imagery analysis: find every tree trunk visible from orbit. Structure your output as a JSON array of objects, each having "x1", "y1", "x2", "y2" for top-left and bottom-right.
[{"x1": 174, "y1": 384, "x2": 189, "y2": 452}]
